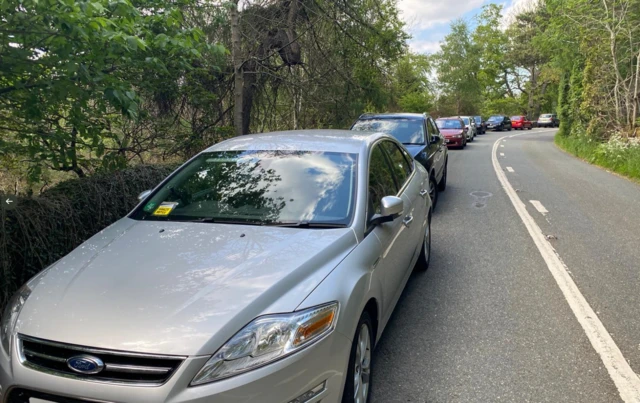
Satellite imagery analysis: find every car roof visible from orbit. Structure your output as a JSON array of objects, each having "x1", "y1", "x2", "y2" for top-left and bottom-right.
[
  {"x1": 204, "y1": 129, "x2": 392, "y2": 154},
  {"x1": 356, "y1": 112, "x2": 427, "y2": 121}
]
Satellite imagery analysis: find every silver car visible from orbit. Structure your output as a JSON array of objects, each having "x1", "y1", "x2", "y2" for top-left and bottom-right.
[
  {"x1": 0, "y1": 130, "x2": 432, "y2": 403},
  {"x1": 460, "y1": 116, "x2": 477, "y2": 142}
]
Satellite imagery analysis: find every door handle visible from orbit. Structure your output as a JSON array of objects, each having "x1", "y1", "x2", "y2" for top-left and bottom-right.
[
  {"x1": 419, "y1": 189, "x2": 428, "y2": 198},
  {"x1": 403, "y1": 215, "x2": 414, "y2": 227}
]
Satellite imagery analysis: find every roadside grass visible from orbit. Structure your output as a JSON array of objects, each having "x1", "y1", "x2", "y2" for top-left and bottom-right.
[{"x1": 555, "y1": 133, "x2": 640, "y2": 182}]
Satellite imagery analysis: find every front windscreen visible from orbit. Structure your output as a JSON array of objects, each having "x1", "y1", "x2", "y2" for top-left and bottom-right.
[
  {"x1": 461, "y1": 117, "x2": 470, "y2": 125},
  {"x1": 352, "y1": 119, "x2": 425, "y2": 144},
  {"x1": 474, "y1": 116, "x2": 482, "y2": 124},
  {"x1": 488, "y1": 116, "x2": 503, "y2": 122},
  {"x1": 511, "y1": 116, "x2": 521, "y2": 120},
  {"x1": 131, "y1": 150, "x2": 358, "y2": 226},
  {"x1": 436, "y1": 119, "x2": 462, "y2": 129}
]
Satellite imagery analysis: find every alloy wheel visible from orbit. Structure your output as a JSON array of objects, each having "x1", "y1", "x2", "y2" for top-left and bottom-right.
[{"x1": 354, "y1": 323, "x2": 371, "y2": 403}]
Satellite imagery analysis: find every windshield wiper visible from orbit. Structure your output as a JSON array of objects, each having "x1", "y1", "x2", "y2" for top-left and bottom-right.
[
  {"x1": 182, "y1": 217, "x2": 265, "y2": 226},
  {"x1": 267, "y1": 221, "x2": 347, "y2": 228}
]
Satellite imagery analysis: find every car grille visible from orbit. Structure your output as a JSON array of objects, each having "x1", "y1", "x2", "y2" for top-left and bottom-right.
[{"x1": 18, "y1": 334, "x2": 185, "y2": 386}]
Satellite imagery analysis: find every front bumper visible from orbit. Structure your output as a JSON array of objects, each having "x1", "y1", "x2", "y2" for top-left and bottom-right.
[
  {"x1": 0, "y1": 331, "x2": 352, "y2": 403},
  {"x1": 444, "y1": 137, "x2": 464, "y2": 147},
  {"x1": 537, "y1": 121, "x2": 553, "y2": 127}
]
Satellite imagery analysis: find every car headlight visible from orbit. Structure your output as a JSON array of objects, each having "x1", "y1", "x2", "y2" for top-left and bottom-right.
[
  {"x1": 191, "y1": 302, "x2": 338, "y2": 386},
  {"x1": 1, "y1": 284, "x2": 32, "y2": 355}
]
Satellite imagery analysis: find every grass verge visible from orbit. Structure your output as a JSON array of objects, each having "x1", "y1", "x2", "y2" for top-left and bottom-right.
[{"x1": 555, "y1": 133, "x2": 640, "y2": 182}]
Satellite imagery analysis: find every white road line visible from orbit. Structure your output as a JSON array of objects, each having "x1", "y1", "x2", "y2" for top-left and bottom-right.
[
  {"x1": 529, "y1": 200, "x2": 549, "y2": 216},
  {"x1": 500, "y1": 153, "x2": 505, "y2": 156},
  {"x1": 506, "y1": 167, "x2": 515, "y2": 172},
  {"x1": 500, "y1": 144, "x2": 505, "y2": 148},
  {"x1": 492, "y1": 134, "x2": 640, "y2": 403}
]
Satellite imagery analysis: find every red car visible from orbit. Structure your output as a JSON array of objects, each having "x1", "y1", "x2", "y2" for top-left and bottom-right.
[
  {"x1": 511, "y1": 115, "x2": 533, "y2": 130},
  {"x1": 436, "y1": 118, "x2": 467, "y2": 148}
]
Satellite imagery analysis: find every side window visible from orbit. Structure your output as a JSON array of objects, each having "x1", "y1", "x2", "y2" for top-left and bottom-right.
[
  {"x1": 427, "y1": 118, "x2": 439, "y2": 136},
  {"x1": 368, "y1": 145, "x2": 397, "y2": 220},
  {"x1": 382, "y1": 141, "x2": 412, "y2": 187}
]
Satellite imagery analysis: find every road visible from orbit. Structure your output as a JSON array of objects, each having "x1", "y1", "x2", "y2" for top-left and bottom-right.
[{"x1": 371, "y1": 128, "x2": 640, "y2": 402}]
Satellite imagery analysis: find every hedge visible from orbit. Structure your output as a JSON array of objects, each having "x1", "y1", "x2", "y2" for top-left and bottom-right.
[{"x1": 0, "y1": 164, "x2": 177, "y2": 312}]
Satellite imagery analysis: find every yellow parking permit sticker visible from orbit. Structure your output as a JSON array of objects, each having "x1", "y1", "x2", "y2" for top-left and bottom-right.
[{"x1": 153, "y1": 202, "x2": 178, "y2": 216}]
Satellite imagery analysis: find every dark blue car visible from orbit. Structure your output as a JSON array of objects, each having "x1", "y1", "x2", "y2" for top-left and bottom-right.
[{"x1": 351, "y1": 113, "x2": 448, "y2": 207}]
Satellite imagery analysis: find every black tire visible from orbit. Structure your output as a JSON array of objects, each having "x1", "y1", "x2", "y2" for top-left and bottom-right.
[
  {"x1": 428, "y1": 175, "x2": 438, "y2": 210},
  {"x1": 438, "y1": 163, "x2": 447, "y2": 191},
  {"x1": 343, "y1": 311, "x2": 374, "y2": 403},
  {"x1": 415, "y1": 214, "x2": 431, "y2": 272},
  {"x1": 528, "y1": 126, "x2": 532, "y2": 130},
  {"x1": 508, "y1": 127, "x2": 512, "y2": 131}
]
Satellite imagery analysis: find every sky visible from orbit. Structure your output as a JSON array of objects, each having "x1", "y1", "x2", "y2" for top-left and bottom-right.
[{"x1": 397, "y1": 0, "x2": 534, "y2": 54}]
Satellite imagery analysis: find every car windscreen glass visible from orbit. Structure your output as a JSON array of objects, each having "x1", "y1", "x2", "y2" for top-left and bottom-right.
[
  {"x1": 131, "y1": 150, "x2": 357, "y2": 226},
  {"x1": 436, "y1": 119, "x2": 462, "y2": 129},
  {"x1": 474, "y1": 117, "x2": 482, "y2": 124},
  {"x1": 541, "y1": 114, "x2": 552, "y2": 118},
  {"x1": 488, "y1": 116, "x2": 503, "y2": 122},
  {"x1": 511, "y1": 116, "x2": 521, "y2": 120},
  {"x1": 352, "y1": 119, "x2": 425, "y2": 144},
  {"x1": 461, "y1": 117, "x2": 470, "y2": 124}
]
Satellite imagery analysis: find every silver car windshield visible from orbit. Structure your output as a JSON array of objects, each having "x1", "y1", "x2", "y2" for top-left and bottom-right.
[
  {"x1": 132, "y1": 150, "x2": 357, "y2": 226},
  {"x1": 352, "y1": 119, "x2": 425, "y2": 145}
]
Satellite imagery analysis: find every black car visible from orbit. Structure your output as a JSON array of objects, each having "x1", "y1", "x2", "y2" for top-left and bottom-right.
[
  {"x1": 473, "y1": 116, "x2": 486, "y2": 134},
  {"x1": 486, "y1": 115, "x2": 512, "y2": 131},
  {"x1": 351, "y1": 113, "x2": 448, "y2": 207}
]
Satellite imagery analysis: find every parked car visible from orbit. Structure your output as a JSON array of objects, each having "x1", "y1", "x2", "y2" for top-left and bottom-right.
[
  {"x1": 511, "y1": 115, "x2": 533, "y2": 130},
  {"x1": 0, "y1": 130, "x2": 433, "y2": 403},
  {"x1": 473, "y1": 116, "x2": 486, "y2": 134},
  {"x1": 351, "y1": 113, "x2": 448, "y2": 206},
  {"x1": 460, "y1": 116, "x2": 477, "y2": 141},
  {"x1": 537, "y1": 113, "x2": 559, "y2": 127},
  {"x1": 486, "y1": 115, "x2": 512, "y2": 131},
  {"x1": 436, "y1": 117, "x2": 467, "y2": 149}
]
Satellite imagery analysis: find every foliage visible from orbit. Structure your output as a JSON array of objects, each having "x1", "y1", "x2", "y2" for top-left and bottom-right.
[
  {"x1": 0, "y1": 164, "x2": 176, "y2": 312},
  {"x1": 0, "y1": 0, "x2": 225, "y2": 183},
  {"x1": 555, "y1": 132, "x2": 640, "y2": 181}
]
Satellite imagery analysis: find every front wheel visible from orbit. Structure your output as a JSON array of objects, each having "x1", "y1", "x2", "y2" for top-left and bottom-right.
[
  {"x1": 343, "y1": 312, "x2": 374, "y2": 403},
  {"x1": 438, "y1": 163, "x2": 447, "y2": 191},
  {"x1": 428, "y1": 176, "x2": 438, "y2": 210},
  {"x1": 415, "y1": 215, "x2": 431, "y2": 272}
]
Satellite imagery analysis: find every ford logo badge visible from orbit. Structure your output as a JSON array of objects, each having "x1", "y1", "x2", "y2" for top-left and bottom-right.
[{"x1": 67, "y1": 355, "x2": 104, "y2": 375}]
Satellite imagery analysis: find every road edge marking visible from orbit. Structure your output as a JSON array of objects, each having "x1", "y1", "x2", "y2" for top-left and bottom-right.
[
  {"x1": 492, "y1": 133, "x2": 640, "y2": 403},
  {"x1": 529, "y1": 200, "x2": 549, "y2": 216},
  {"x1": 506, "y1": 167, "x2": 515, "y2": 173}
]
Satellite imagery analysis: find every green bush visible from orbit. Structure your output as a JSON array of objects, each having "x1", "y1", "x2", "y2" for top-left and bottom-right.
[
  {"x1": 0, "y1": 164, "x2": 177, "y2": 312},
  {"x1": 555, "y1": 133, "x2": 640, "y2": 181}
]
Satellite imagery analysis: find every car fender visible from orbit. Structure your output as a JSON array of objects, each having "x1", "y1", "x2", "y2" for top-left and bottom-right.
[{"x1": 296, "y1": 233, "x2": 385, "y2": 345}]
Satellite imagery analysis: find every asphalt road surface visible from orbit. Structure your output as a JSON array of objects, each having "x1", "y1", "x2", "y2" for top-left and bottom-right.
[{"x1": 370, "y1": 128, "x2": 640, "y2": 403}]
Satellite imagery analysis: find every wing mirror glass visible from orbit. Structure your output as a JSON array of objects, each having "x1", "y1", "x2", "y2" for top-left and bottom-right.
[
  {"x1": 138, "y1": 190, "x2": 152, "y2": 201},
  {"x1": 370, "y1": 196, "x2": 403, "y2": 226},
  {"x1": 430, "y1": 134, "x2": 440, "y2": 143}
]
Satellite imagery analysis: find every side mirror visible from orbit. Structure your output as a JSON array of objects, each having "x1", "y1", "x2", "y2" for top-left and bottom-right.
[
  {"x1": 138, "y1": 190, "x2": 152, "y2": 201},
  {"x1": 430, "y1": 134, "x2": 440, "y2": 143},
  {"x1": 370, "y1": 196, "x2": 403, "y2": 226}
]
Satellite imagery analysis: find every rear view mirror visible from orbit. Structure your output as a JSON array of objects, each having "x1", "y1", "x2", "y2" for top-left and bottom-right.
[
  {"x1": 138, "y1": 190, "x2": 152, "y2": 201},
  {"x1": 370, "y1": 196, "x2": 403, "y2": 226}
]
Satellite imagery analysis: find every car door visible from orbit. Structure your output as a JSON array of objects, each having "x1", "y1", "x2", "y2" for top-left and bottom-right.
[
  {"x1": 367, "y1": 142, "x2": 416, "y2": 322},
  {"x1": 426, "y1": 118, "x2": 445, "y2": 181}
]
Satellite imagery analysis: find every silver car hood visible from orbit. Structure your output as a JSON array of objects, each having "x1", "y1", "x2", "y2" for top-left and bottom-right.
[{"x1": 17, "y1": 218, "x2": 357, "y2": 356}]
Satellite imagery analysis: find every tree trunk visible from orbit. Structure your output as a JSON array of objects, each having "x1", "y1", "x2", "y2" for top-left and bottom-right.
[
  {"x1": 632, "y1": 49, "x2": 640, "y2": 129},
  {"x1": 231, "y1": 0, "x2": 244, "y2": 136}
]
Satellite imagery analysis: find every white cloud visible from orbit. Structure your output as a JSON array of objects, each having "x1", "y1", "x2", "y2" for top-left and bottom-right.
[
  {"x1": 502, "y1": 0, "x2": 540, "y2": 26},
  {"x1": 397, "y1": 0, "x2": 486, "y2": 30},
  {"x1": 409, "y1": 40, "x2": 442, "y2": 54}
]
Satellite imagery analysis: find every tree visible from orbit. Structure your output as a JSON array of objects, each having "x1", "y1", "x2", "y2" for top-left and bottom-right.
[
  {"x1": 0, "y1": 0, "x2": 223, "y2": 181},
  {"x1": 435, "y1": 20, "x2": 481, "y2": 115}
]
